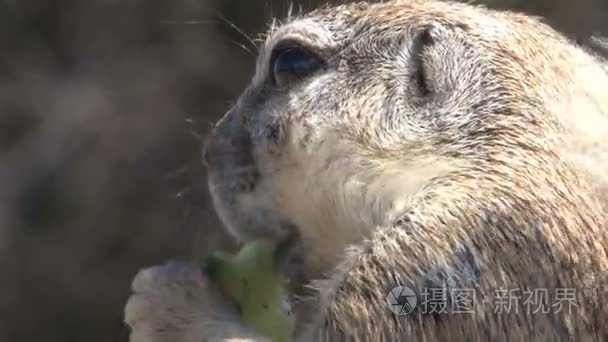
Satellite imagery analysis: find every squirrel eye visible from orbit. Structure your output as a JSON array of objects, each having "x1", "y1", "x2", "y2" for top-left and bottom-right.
[{"x1": 271, "y1": 46, "x2": 324, "y2": 87}]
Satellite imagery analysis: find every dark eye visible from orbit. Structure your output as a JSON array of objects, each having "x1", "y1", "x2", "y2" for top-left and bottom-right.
[{"x1": 271, "y1": 46, "x2": 324, "y2": 87}]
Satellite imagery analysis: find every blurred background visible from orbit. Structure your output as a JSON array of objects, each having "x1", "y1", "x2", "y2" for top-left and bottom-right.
[{"x1": 0, "y1": 1, "x2": 606, "y2": 341}]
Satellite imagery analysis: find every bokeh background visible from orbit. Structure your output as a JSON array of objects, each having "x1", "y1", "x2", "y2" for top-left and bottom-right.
[{"x1": 0, "y1": 1, "x2": 606, "y2": 341}]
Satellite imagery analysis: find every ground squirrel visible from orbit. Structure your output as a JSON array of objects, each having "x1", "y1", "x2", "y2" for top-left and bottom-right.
[{"x1": 125, "y1": 1, "x2": 608, "y2": 340}]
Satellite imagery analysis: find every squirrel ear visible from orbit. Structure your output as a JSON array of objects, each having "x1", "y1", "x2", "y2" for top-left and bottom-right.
[
  {"x1": 417, "y1": 25, "x2": 436, "y2": 47},
  {"x1": 409, "y1": 25, "x2": 436, "y2": 97}
]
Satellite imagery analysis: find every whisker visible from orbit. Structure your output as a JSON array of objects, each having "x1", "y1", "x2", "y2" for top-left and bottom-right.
[
  {"x1": 174, "y1": 188, "x2": 192, "y2": 199},
  {"x1": 160, "y1": 18, "x2": 255, "y2": 56},
  {"x1": 217, "y1": 165, "x2": 258, "y2": 176},
  {"x1": 225, "y1": 38, "x2": 255, "y2": 56},
  {"x1": 208, "y1": 182, "x2": 239, "y2": 193},
  {"x1": 190, "y1": 129, "x2": 204, "y2": 142},
  {"x1": 165, "y1": 166, "x2": 190, "y2": 181},
  {"x1": 287, "y1": 2, "x2": 294, "y2": 20},
  {"x1": 216, "y1": 12, "x2": 258, "y2": 51},
  {"x1": 159, "y1": 20, "x2": 215, "y2": 25}
]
